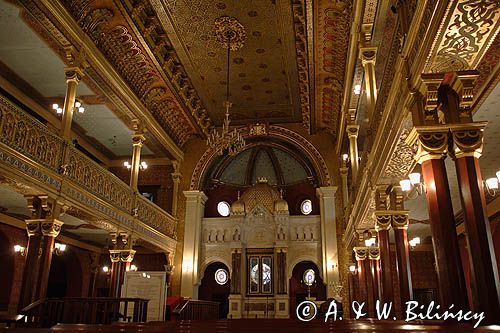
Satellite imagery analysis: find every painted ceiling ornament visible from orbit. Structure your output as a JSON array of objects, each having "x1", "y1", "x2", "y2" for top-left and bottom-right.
[
  {"x1": 207, "y1": 16, "x2": 246, "y2": 156},
  {"x1": 214, "y1": 16, "x2": 247, "y2": 51}
]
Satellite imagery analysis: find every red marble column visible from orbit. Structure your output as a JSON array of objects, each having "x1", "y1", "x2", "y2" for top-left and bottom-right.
[
  {"x1": 354, "y1": 248, "x2": 368, "y2": 305},
  {"x1": 418, "y1": 148, "x2": 468, "y2": 310},
  {"x1": 364, "y1": 256, "x2": 375, "y2": 317},
  {"x1": 109, "y1": 249, "x2": 135, "y2": 298},
  {"x1": 392, "y1": 213, "x2": 413, "y2": 305},
  {"x1": 375, "y1": 214, "x2": 394, "y2": 313},
  {"x1": 18, "y1": 212, "x2": 63, "y2": 310},
  {"x1": 369, "y1": 248, "x2": 381, "y2": 304},
  {"x1": 451, "y1": 125, "x2": 500, "y2": 323}
]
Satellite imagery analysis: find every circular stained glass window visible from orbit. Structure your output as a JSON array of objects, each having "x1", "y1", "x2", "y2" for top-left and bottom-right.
[
  {"x1": 300, "y1": 199, "x2": 312, "y2": 215},
  {"x1": 303, "y1": 269, "x2": 315, "y2": 286},
  {"x1": 215, "y1": 268, "x2": 228, "y2": 285},
  {"x1": 217, "y1": 201, "x2": 230, "y2": 217}
]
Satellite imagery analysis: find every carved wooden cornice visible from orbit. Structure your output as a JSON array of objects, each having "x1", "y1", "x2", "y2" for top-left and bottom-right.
[{"x1": 314, "y1": 0, "x2": 353, "y2": 137}]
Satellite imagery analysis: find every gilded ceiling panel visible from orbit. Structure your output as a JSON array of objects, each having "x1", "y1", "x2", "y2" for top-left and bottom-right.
[
  {"x1": 425, "y1": 0, "x2": 500, "y2": 73},
  {"x1": 150, "y1": 0, "x2": 302, "y2": 125},
  {"x1": 314, "y1": 0, "x2": 352, "y2": 136}
]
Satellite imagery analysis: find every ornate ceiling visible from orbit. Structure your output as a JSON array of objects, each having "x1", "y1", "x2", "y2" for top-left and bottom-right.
[{"x1": 152, "y1": 0, "x2": 302, "y2": 126}]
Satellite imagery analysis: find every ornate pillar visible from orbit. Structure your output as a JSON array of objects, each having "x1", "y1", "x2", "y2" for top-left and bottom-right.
[
  {"x1": 406, "y1": 126, "x2": 468, "y2": 310},
  {"x1": 346, "y1": 125, "x2": 360, "y2": 182},
  {"x1": 359, "y1": 47, "x2": 377, "y2": 120},
  {"x1": 275, "y1": 248, "x2": 289, "y2": 318},
  {"x1": 61, "y1": 65, "x2": 84, "y2": 140},
  {"x1": 19, "y1": 195, "x2": 64, "y2": 309},
  {"x1": 181, "y1": 191, "x2": 207, "y2": 299},
  {"x1": 130, "y1": 120, "x2": 146, "y2": 192},
  {"x1": 229, "y1": 248, "x2": 243, "y2": 319},
  {"x1": 164, "y1": 252, "x2": 175, "y2": 296},
  {"x1": 108, "y1": 233, "x2": 135, "y2": 298},
  {"x1": 374, "y1": 186, "x2": 395, "y2": 314},
  {"x1": 171, "y1": 161, "x2": 182, "y2": 217},
  {"x1": 340, "y1": 158, "x2": 349, "y2": 208},
  {"x1": 316, "y1": 187, "x2": 339, "y2": 298},
  {"x1": 390, "y1": 187, "x2": 413, "y2": 306},
  {"x1": 368, "y1": 247, "x2": 381, "y2": 304},
  {"x1": 353, "y1": 247, "x2": 368, "y2": 304},
  {"x1": 446, "y1": 72, "x2": 500, "y2": 321}
]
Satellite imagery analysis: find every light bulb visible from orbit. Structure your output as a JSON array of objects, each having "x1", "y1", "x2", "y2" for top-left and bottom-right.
[
  {"x1": 342, "y1": 154, "x2": 349, "y2": 161},
  {"x1": 102, "y1": 266, "x2": 109, "y2": 273},
  {"x1": 486, "y1": 177, "x2": 499, "y2": 190},
  {"x1": 56, "y1": 108, "x2": 63, "y2": 114},
  {"x1": 52, "y1": 103, "x2": 59, "y2": 110},
  {"x1": 349, "y1": 264, "x2": 356, "y2": 273},
  {"x1": 496, "y1": 170, "x2": 500, "y2": 182},
  {"x1": 78, "y1": 107, "x2": 85, "y2": 113},
  {"x1": 400, "y1": 179, "x2": 412, "y2": 192},
  {"x1": 354, "y1": 84, "x2": 361, "y2": 95},
  {"x1": 408, "y1": 172, "x2": 421, "y2": 185},
  {"x1": 74, "y1": 101, "x2": 82, "y2": 108},
  {"x1": 14, "y1": 245, "x2": 23, "y2": 252}
]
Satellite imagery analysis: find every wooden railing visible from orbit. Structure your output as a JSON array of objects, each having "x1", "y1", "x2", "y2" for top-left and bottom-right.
[
  {"x1": 20, "y1": 298, "x2": 148, "y2": 328},
  {"x1": 0, "y1": 93, "x2": 177, "y2": 246},
  {"x1": 173, "y1": 300, "x2": 220, "y2": 321}
]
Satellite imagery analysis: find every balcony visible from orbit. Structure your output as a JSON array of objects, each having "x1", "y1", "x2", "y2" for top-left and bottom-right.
[{"x1": 0, "y1": 93, "x2": 177, "y2": 251}]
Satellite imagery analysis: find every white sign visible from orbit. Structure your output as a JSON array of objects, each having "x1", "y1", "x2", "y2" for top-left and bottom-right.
[{"x1": 121, "y1": 271, "x2": 167, "y2": 322}]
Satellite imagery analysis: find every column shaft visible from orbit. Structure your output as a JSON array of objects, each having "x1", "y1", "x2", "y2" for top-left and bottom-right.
[
  {"x1": 18, "y1": 234, "x2": 42, "y2": 309},
  {"x1": 60, "y1": 67, "x2": 83, "y2": 140},
  {"x1": 230, "y1": 250, "x2": 242, "y2": 294},
  {"x1": 130, "y1": 133, "x2": 145, "y2": 191},
  {"x1": 421, "y1": 158, "x2": 468, "y2": 310},
  {"x1": 454, "y1": 155, "x2": 500, "y2": 319},
  {"x1": 377, "y1": 228, "x2": 394, "y2": 307},
  {"x1": 393, "y1": 227, "x2": 412, "y2": 304},
  {"x1": 346, "y1": 125, "x2": 359, "y2": 182}
]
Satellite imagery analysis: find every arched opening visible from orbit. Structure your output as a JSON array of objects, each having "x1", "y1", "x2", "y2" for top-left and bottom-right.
[
  {"x1": 289, "y1": 261, "x2": 326, "y2": 318},
  {"x1": 0, "y1": 230, "x2": 14, "y2": 311},
  {"x1": 198, "y1": 262, "x2": 230, "y2": 319},
  {"x1": 47, "y1": 248, "x2": 83, "y2": 298}
]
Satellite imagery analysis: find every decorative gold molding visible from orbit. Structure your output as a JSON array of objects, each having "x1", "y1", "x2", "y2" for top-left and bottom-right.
[
  {"x1": 368, "y1": 247, "x2": 380, "y2": 260},
  {"x1": 353, "y1": 246, "x2": 368, "y2": 260},
  {"x1": 449, "y1": 122, "x2": 487, "y2": 159},
  {"x1": 406, "y1": 125, "x2": 449, "y2": 163}
]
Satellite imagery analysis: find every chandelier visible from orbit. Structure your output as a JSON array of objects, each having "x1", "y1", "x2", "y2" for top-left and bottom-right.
[{"x1": 206, "y1": 16, "x2": 246, "y2": 156}]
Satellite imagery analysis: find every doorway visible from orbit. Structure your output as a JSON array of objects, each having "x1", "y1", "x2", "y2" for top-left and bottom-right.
[{"x1": 198, "y1": 262, "x2": 230, "y2": 319}]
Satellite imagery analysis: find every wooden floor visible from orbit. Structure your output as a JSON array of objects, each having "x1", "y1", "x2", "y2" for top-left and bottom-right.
[{"x1": 1, "y1": 320, "x2": 499, "y2": 332}]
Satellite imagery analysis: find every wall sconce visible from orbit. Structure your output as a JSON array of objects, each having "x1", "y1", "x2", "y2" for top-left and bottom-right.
[
  {"x1": 400, "y1": 172, "x2": 426, "y2": 199},
  {"x1": 54, "y1": 242, "x2": 67, "y2": 255},
  {"x1": 142, "y1": 272, "x2": 151, "y2": 279},
  {"x1": 126, "y1": 264, "x2": 138, "y2": 272},
  {"x1": 102, "y1": 265, "x2": 110, "y2": 273},
  {"x1": 14, "y1": 244, "x2": 27, "y2": 256},
  {"x1": 409, "y1": 237, "x2": 421, "y2": 249},
  {"x1": 364, "y1": 237, "x2": 376, "y2": 247},
  {"x1": 123, "y1": 161, "x2": 148, "y2": 171},
  {"x1": 349, "y1": 264, "x2": 356, "y2": 274},
  {"x1": 484, "y1": 171, "x2": 500, "y2": 196},
  {"x1": 52, "y1": 99, "x2": 85, "y2": 115}
]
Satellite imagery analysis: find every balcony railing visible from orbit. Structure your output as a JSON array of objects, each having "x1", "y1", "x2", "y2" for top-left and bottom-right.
[{"x1": 0, "y1": 93, "x2": 177, "y2": 246}]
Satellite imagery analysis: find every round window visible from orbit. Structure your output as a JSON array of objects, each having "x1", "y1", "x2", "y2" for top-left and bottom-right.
[
  {"x1": 303, "y1": 269, "x2": 315, "y2": 286},
  {"x1": 217, "y1": 201, "x2": 230, "y2": 217},
  {"x1": 300, "y1": 199, "x2": 312, "y2": 215},
  {"x1": 215, "y1": 268, "x2": 229, "y2": 285}
]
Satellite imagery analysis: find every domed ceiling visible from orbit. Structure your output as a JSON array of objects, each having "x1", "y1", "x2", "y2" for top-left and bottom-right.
[{"x1": 206, "y1": 144, "x2": 314, "y2": 187}]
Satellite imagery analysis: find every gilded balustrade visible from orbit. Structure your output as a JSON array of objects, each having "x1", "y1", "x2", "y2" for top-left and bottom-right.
[{"x1": 0, "y1": 93, "x2": 177, "y2": 245}]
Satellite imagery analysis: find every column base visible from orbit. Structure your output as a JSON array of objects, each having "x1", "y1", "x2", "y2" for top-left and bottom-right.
[
  {"x1": 228, "y1": 294, "x2": 243, "y2": 319},
  {"x1": 274, "y1": 294, "x2": 290, "y2": 319}
]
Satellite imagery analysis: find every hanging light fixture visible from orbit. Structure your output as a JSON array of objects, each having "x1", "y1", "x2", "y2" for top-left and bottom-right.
[{"x1": 206, "y1": 16, "x2": 246, "y2": 156}]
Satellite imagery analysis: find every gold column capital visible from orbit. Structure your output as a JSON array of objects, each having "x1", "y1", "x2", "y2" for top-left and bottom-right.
[
  {"x1": 374, "y1": 211, "x2": 392, "y2": 231},
  {"x1": 359, "y1": 47, "x2": 377, "y2": 66},
  {"x1": 390, "y1": 211, "x2": 410, "y2": 229},
  {"x1": 340, "y1": 166, "x2": 348, "y2": 176},
  {"x1": 25, "y1": 219, "x2": 64, "y2": 237},
  {"x1": 346, "y1": 124, "x2": 360, "y2": 138},
  {"x1": 64, "y1": 66, "x2": 84, "y2": 83},
  {"x1": 109, "y1": 249, "x2": 136, "y2": 263},
  {"x1": 406, "y1": 125, "x2": 449, "y2": 163},
  {"x1": 353, "y1": 247, "x2": 368, "y2": 260},
  {"x1": 420, "y1": 73, "x2": 445, "y2": 124},
  {"x1": 368, "y1": 247, "x2": 380, "y2": 260},
  {"x1": 449, "y1": 122, "x2": 487, "y2": 159}
]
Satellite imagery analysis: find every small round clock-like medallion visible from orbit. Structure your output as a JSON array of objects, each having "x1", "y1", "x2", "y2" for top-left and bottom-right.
[
  {"x1": 215, "y1": 268, "x2": 228, "y2": 285},
  {"x1": 303, "y1": 269, "x2": 315, "y2": 286}
]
